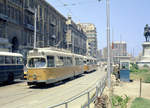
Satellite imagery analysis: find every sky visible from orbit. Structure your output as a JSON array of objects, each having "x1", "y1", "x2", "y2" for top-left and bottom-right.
[{"x1": 46, "y1": 0, "x2": 150, "y2": 56}]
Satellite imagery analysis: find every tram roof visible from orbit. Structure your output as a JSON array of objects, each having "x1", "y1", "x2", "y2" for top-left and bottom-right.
[
  {"x1": 28, "y1": 48, "x2": 84, "y2": 57},
  {"x1": 0, "y1": 52, "x2": 23, "y2": 57}
]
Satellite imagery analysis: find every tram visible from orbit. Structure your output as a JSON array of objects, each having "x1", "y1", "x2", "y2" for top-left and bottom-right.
[
  {"x1": 83, "y1": 56, "x2": 97, "y2": 73},
  {"x1": 0, "y1": 52, "x2": 24, "y2": 83},
  {"x1": 26, "y1": 48, "x2": 84, "y2": 85}
]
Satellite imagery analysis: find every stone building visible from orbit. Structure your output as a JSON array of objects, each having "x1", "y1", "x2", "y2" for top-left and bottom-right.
[
  {"x1": 0, "y1": 0, "x2": 67, "y2": 62},
  {"x1": 78, "y1": 23, "x2": 97, "y2": 57},
  {"x1": 66, "y1": 16, "x2": 87, "y2": 55},
  {"x1": 112, "y1": 41, "x2": 127, "y2": 64},
  {"x1": 0, "y1": 0, "x2": 88, "y2": 62}
]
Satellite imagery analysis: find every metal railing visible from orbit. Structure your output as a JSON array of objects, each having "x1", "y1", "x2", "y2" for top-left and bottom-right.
[{"x1": 48, "y1": 75, "x2": 107, "y2": 108}]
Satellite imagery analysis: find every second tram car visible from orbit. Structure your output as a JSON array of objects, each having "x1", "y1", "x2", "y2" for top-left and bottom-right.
[
  {"x1": 0, "y1": 52, "x2": 23, "y2": 83},
  {"x1": 27, "y1": 48, "x2": 84, "y2": 85},
  {"x1": 83, "y1": 56, "x2": 97, "y2": 73}
]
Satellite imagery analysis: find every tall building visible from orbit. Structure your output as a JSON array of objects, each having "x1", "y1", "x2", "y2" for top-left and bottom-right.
[
  {"x1": 78, "y1": 23, "x2": 97, "y2": 57},
  {"x1": 0, "y1": 0, "x2": 68, "y2": 58},
  {"x1": 96, "y1": 49, "x2": 103, "y2": 61},
  {"x1": 66, "y1": 16, "x2": 87, "y2": 55},
  {"x1": 0, "y1": 0, "x2": 81, "y2": 63},
  {"x1": 112, "y1": 41, "x2": 127, "y2": 64}
]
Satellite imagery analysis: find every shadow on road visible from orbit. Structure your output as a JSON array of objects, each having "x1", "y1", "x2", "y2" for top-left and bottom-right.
[
  {"x1": 29, "y1": 74, "x2": 85, "y2": 89},
  {"x1": 84, "y1": 70, "x2": 96, "y2": 74},
  {"x1": 0, "y1": 80, "x2": 25, "y2": 87}
]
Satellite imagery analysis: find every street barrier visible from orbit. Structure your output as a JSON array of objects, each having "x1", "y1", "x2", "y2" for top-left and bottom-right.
[{"x1": 48, "y1": 75, "x2": 107, "y2": 108}]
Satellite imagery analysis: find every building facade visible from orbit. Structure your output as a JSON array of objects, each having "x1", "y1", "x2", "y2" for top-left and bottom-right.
[
  {"x1": 0, "y1": 0, "x2": 67, "y2": 61},
  {"x1": 66, "y1": 16, "x2": 87, "y2": 55},
  {"x1": 96, "y1": 49, "x2": 103, "y2": 61},
  {"x1": 112, "y1": 41, "x2": 127, "y2": 64},
  {"x1": 78, "y1": 23, "x2": 97, "y2": 57}
]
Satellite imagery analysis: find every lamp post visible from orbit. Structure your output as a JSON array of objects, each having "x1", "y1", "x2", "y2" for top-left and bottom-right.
[
  {"x1": 34, "y1": 9, "x2": 37, "y2": 49},
  {"x1": 98, "y1": 0, "x2": 111, "y2": 88},
  {"x1": 106, "y1": 0, "x2": 111, "y2": 89}
]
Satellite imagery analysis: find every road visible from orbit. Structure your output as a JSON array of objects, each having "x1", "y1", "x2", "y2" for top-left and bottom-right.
[{"x1": 0, "y1": 67, "x2": 106, "y2": 108}]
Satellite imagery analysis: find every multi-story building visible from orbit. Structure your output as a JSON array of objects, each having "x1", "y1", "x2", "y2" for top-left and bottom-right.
[
  {"x1": 112, "y1": 41, "x2": 127, "y2": 64},
  {"x1": 0, "y1": 0, "x2": 88, "y2": 62},
  {"x1": 66, "y1": 16, "x2": 87, "y2": 55},
  {"x1": 0, "y1": 0, "x2": 68, "y2": 62},
  {"x1": 112, "y1": 41, "x2": 127, "y2": 56},
  {"x1": 78, "y1": 23, "x2": 97, "y2": 57},
  {"x1": 96, "y1": 49, "x2": 103, "y2": 61}
]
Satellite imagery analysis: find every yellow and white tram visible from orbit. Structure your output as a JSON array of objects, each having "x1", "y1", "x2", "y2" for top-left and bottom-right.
[
  {"x1": 83, "y1": 56, "x2": 97, "y2": 73},
  {"x1": 26, "y1": 48, "x2": 84, "y2": 85}
]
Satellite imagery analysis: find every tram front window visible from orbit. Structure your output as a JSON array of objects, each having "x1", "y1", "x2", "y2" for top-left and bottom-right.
[{"x1": 28, "y1": 58, "x2": 46, "y2": 68}]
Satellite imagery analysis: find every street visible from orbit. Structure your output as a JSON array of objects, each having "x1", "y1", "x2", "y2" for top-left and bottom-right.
[{"x1": 0, "y1": 67, "x2": 106, "y2": 108}]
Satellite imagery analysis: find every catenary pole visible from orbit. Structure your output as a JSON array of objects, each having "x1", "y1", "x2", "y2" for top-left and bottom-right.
[
  {"x1": 106, "y1": 0, "x2": 111, "y2": 88},
  {"x1": 98, "y1": 0, "x2": 111, "y2": 88},
  {"x1": 34, "y1": 9, "x2": 37, "y2": 49}
]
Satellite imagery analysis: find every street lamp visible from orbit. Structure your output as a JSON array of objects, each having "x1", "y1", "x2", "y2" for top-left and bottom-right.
[
  {"x1": 99, "y1": 0, "x2": 111, "y2": 88},
  {"x1": 33, "y1": 8, "x2": 37, "y2": 49}
]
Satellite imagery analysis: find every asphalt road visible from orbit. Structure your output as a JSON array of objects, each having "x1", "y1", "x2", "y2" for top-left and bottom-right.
[{"x1": 0, "y1": 67, "x2": 106, "y2": 108}]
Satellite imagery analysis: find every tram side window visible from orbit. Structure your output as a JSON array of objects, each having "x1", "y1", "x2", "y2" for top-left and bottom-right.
[
  {"x1": 0, "y1": 56, "x2": 4, "y2": 64},
  {"x1": 17, "y1": 57, "x2": 23, "y2": 64},
  {"x1": 66, "y1": 57, "x2": 72, "y2": 66},
  {"x1": 87, "y1": 59, "x2": 90, "y2": 65},
  {"x1": 75, "y1": 58, "x2": 80, "y2": 65},
  {"x1": 83, "y1": 60, "x2": 86, "y2": 64},
  {"x1": 47, "y1": 56, "x2": 55, "y2": 67},
  {"x1": 5, "y1": 56, "x2": 12, "y2": 64},
  {"x1": 94, "y1": 60, "x2": 97, "y2": 65},
  {"x1": 57, "y1": 56, "x2": 64, "y2": 67},
  {"x1": 90, "y1": 60, "x2": 93, "y2": 64},
  {"x1": 80, "y1": 58, "x2": 83, "y2": 65}
]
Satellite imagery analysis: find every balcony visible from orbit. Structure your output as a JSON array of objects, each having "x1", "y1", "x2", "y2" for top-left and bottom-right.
[
  {"x1": 0, "y1": 38, "x2": 10, "y2": 45},
  {"x1": 24, "y1": 23, "x2": 34, "y2": 31},
  {"x1": 0, "y1": 13, "x2": 8, "y2": 21},
  {"x1": 25, "y1": 7, "x2": 35, "y2": 14},
  {"x1": 8, "y1": 18, "x2": 18, "y2": 24}
]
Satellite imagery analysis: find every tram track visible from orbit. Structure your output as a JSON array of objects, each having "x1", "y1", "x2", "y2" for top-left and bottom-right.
[
  {"x1": 0, "y1": 67, "x2": 106, "y2": 108},
  {"x1": 0, "y1": 82, "x2": 46, "y2": 106}
]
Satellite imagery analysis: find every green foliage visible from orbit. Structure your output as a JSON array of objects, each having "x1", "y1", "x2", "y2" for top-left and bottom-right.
[
  {"x1": 131, "y1": 98, "x2": 150, "y2": 108},
  {"x1": 130, "y1": 63, "x2": 139, "y2": 73},
  {"x1": 143, "y1": 64, "x2": 149, "y2": 68},
  {"x1": 144, "y1": 75, "x2": 150, "y2": 83},
  {"x1": 111, "y1": 95, "x2": 129, "y2": 108},
  {"x1": 130, "y1": 63, "x2": 149, "y2": 73},
  {"x1": 130, "y1": 63, "x2": 138, "y2": 73},
  {"x1": 130, "y1": 63, "x2": 150, "y2": 83}
]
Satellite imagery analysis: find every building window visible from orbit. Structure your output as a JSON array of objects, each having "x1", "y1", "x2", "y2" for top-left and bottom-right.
[
  {"x1": 29, "y1": 0, "x2": 34, "y2": 8},
  {"x1": 0, "y1": 3, "x2": 5, "y2": 15}
]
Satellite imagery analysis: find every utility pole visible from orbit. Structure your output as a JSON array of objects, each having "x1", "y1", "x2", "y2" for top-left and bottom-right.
[
  {"x1": 98, "y1": 0, "x2": 111, "y2": 89},
  {"x1": 34, "y1": 9, "x2": 37, "y2": 49},
  {"x1": 106, "y1": 0, "x2": 111, "y2": 89}
]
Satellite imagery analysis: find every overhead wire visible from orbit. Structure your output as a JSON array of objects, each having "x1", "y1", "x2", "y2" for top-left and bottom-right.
[
  {"x1": 57, "y1": 0, "x2": 81, "y2": 22},
  {"x1": 56, "y1": 0, "x2": 102, "y2": 22}
]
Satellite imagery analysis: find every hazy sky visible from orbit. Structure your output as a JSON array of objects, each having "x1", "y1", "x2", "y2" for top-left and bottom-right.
[{"x1": 46, "y1": 0, "x2": 150, "y2": 56}]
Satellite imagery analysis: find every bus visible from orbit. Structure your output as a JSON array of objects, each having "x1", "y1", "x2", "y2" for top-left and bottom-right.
[{"x1": 0, "y1": 52, "x2": 24, "y2": 83}]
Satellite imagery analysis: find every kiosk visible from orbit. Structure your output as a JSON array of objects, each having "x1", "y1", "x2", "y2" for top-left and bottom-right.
[{"x1": 120, "y1": 59, "x2": 130, "y2": 82}]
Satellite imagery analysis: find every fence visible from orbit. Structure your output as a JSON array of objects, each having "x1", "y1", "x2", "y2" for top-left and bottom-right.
[{"x1": 48, "y1": 75, "x2": 107, "y2": 108}]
